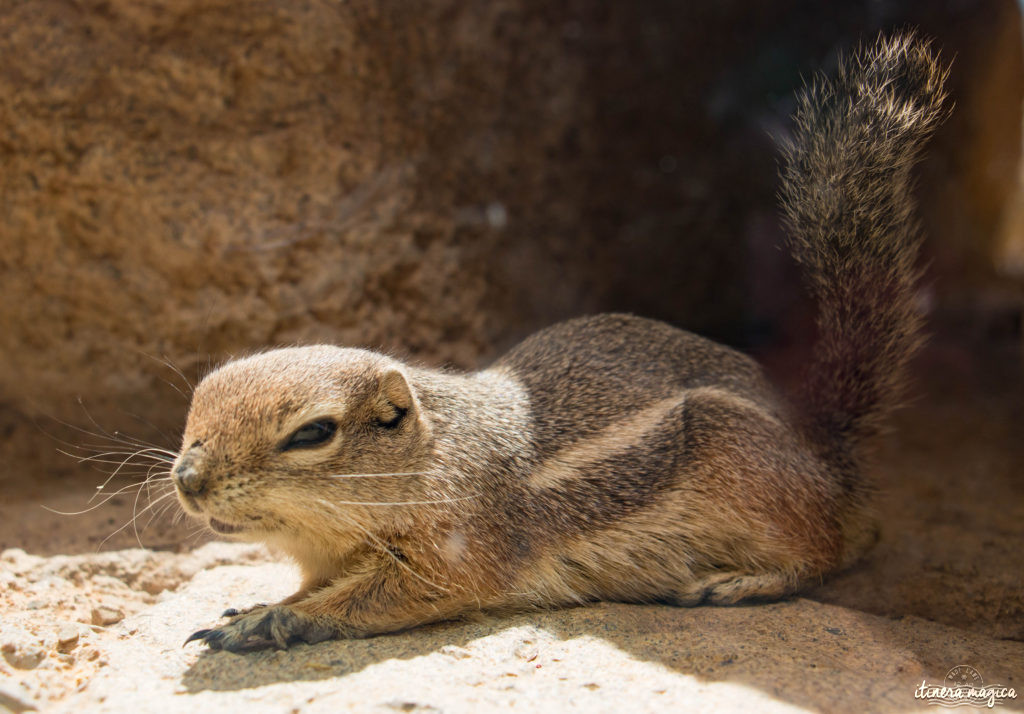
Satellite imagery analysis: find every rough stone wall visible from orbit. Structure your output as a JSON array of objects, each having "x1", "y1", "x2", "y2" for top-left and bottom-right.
[{"x1": 0, "y1": 0, "x2": 1020, "y2": 481}]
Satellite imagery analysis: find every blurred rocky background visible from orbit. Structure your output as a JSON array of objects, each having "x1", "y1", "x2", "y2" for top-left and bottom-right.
[{"x1": 0, "y1": 0, "x2": 1021, "y2": 549}]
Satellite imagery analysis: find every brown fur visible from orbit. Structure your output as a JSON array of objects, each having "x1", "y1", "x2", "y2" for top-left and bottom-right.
[{"x1": 175, "y1": 34, "x2": 948, "y2": 651}]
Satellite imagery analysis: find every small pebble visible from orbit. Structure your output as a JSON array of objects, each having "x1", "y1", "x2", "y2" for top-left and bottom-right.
[
  {"x1": 512, "y1": 640, "x2": 538, "y2": 662},
  {"x1": 439, "y1": 645, "x2": 472, "y2": 660},
  {"x1": 57, "y1": 625, "x2": 80, "y2": 652},
  {"x1": 1, "y1": 643, "x2": 45, "y2": 670},
  {"x1": 91, "y1": 607, "x2": 125, "y2": 627}
]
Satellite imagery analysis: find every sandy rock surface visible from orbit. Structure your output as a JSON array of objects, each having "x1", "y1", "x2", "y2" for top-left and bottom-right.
[
  {"x1": 0, "y1": 542, "x2": 1019, "y2": 714},
  {"x1": 0, "y1": 542, "x2": 270, "y2": 710}
]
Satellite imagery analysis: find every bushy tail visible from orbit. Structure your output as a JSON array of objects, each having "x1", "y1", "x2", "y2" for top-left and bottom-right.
[{"x1": 779, "y1": 33, "x2": 949, "y2": 470}]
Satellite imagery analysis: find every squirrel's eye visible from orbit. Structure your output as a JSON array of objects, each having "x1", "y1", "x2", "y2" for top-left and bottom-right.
[{"x1": 282, "y1": 419, "x2": 337, "y2": 451}]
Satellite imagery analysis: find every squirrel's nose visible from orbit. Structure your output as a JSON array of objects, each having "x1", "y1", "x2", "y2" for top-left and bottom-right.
[{"x1": 173, "y1": 463, "x2": 206, "y2": 496}]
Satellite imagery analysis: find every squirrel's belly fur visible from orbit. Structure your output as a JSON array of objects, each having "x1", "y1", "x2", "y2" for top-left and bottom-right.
[{"x1": 175, "y1": 34, "x2": 949, "y2": 651}]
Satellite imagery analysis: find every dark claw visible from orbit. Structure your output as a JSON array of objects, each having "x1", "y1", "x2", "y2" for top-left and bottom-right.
[
  {"x1": 221, "y1": 608, "x2": 240, "y2": 617},
  {"x1": 204, "y1": 630, "x2": 225, "y2": 650},
  {"x1": 183, "y1": 629, "x2": 213, "y2": 647},
  {"x1": 182, "y1": 606, "x2": 332, "y2": 652}
]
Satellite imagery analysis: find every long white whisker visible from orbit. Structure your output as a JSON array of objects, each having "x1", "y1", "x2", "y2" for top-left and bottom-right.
[
  {"x1": 115, "y1": 409, "x2": 180, "y2": 448},
  {"x1": 132, "y1": 347, "x2": 196, "y2": 394},
  {"x1": 69, "y1": 399, "x2": 176, "y2": 455},
  {"x1": 68, "y1": 461, "x2": 160, "y2": 478},
  {"x1": 184, "y1": 524, "x2": 209, "y2": 545},
  {"x1": 63, "y1": 439, "x2": 179, "y2": 458},
  {"x1": 77, "y1": 396, "x2": 129, "y2": 446},
  {"x1": 96, "y1": 490, "x2": 178, "y2": 551},
  {"x1": 130, "y1": 466, "x2": 152, "y2": 547},
  {"x1": 42, "y1": 477, "x2": 171, "y2": 516},
  {"x1": 103, "y1": 431, "x2": 177, "y2": 453},
  {"x1": 159, "y1": 352, "x2": 195, "y2": 393},
  {"x1": 148, "y1": 495, "x2": 180, "y2": 525},
  {"x1": 35, "y1": 415, "x2": 178, "y2": 460},
  {"x1": 155, "y1": 375, "x2": 191, "y2": 403},
  {"x1": 144, "y1": 463, "x2": 171, "y2": 500},
  {"x1": 81, "y1": 448, "x2": 173, "y2": 504},
  {"x1": 132, "y1": 482, "x2": 177, "y2": 534},
  {"x1": 314, "y1": 498, "x2": 450, "y2": 593},
  {"x1": 57, "y1": 448, "x2": 175, "y2": 466}
]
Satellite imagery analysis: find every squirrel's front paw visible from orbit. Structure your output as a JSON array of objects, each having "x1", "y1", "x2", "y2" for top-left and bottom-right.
[{"x1": 184, "y1": 605, "x2": 337, "y2": 651}]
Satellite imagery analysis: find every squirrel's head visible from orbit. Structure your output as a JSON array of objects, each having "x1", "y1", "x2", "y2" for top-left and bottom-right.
[{"x1": 171, "y1": 347, "x2": 436, "y2": 553}]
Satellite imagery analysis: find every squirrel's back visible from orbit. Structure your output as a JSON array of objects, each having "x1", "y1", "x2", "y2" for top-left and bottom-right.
[{"x1": 491, "y1": 313, "x2": 777, "y2": 457}]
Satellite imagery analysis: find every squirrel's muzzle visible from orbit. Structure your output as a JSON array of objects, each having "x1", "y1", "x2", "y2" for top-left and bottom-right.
[{"x1": 173, "y1": 456, "x2": 206, "y2": 496}]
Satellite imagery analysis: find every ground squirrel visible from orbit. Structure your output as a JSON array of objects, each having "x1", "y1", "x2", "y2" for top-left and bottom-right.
[{"x1": 177, "y1": 34, "x2": 948, "y2": 651}]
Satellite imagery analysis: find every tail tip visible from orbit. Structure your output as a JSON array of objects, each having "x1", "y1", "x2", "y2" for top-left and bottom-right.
[{"x1": 842, "y1": 31, "x2": 950, "y2": 120}]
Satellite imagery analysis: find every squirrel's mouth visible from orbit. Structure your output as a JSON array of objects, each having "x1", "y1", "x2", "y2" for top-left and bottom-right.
[{"x1": 208, "y1": 518, "x2": 245, "y2": 535}]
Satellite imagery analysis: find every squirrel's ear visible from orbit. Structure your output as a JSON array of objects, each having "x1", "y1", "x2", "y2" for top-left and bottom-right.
[
  {"x1": 377, "y1": 368, "x2": 415, "y2": 413},
  {"x1": 374, "y1": 368, "x2": 431, "y2": 436}
]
